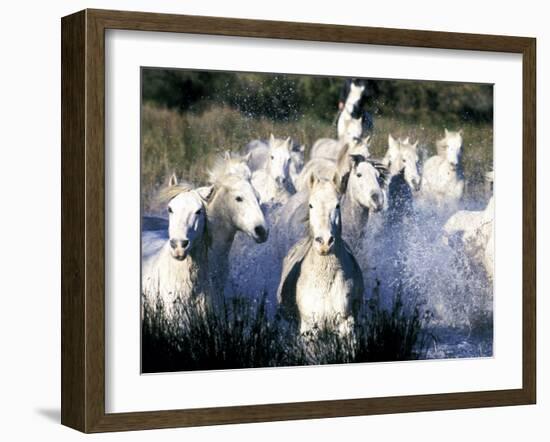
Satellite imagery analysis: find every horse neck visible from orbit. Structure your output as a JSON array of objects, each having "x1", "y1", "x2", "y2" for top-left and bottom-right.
[
  {"x1": 341, "y1": 184, "x2": 369, "y2": 238},
  {"x1": 206, "y1": 191, "x2": 237, "y2": 257},
  {"x1": 388, "y1": 169, "x2": 410, "y2": 199}
]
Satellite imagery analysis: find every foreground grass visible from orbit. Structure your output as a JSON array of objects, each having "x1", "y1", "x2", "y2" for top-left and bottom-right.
[
  {"x1": 141, "y1": 287, "x2": 431, "y2": 373},
  {"x1": 141, "y1": 102, "x2": 492, "y2": 211}
]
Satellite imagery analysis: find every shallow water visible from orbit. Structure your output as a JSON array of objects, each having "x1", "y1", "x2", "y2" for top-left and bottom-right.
[
  {"x1": 142, "y1": 192, "x2": 494, "y2": 360},
  {"x1": 227, "y1": 194, "x2": 494, "y2": 359}
]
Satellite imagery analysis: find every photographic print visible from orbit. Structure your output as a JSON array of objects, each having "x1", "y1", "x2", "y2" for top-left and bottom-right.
[{"x1": 140, "y1": 68, "x2": 494, "y2": 374}]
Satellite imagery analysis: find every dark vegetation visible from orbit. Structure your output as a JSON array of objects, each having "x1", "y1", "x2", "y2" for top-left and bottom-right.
[
  {"x1": 142, "y1": 69, "x2": 493, "y2": 125},
  {"x1": 141, "y1": 285, "x2": 431, "y2": 373}
]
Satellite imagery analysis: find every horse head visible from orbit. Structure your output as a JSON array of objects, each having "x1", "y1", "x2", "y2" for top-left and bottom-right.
[
  {"x1": 386, "y1": 134, "x2": 421, "y2": 192},
  {"x1": 164, "y1": 174, "x2": 213, "y2": 260},
  {"x1": 267, "y1": 133, "x2": 292, "y2": 187},
  {"x1": 306, "y1": 172, "x2": 342, "y2": 256},
  {"x1": 211, "y1": 173, "x2": 269, "y2": 244},
  {"x1": 441, "y1": 128, "x2": 464, "y2": 171},
  {"x1": 344, "y1": 155, "x2": 387, "y2": 212}
]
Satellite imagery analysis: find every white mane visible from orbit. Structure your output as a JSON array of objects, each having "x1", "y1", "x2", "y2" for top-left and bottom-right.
[{"x1": 208, "y1": 151, "x2": 252, "y2": 184}]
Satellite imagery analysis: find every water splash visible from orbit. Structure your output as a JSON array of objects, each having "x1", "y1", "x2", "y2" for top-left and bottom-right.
[
  {"x1": 143, "y1": 194, "x2": 493, "y2": 360},
  {"x1": 226, "y1": 195, "x2": 493, "y2": 359}
]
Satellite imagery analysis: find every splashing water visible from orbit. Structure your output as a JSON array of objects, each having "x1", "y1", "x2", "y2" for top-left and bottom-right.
[
  {"x1": 226, "y1": 194, "x2": 493, "y2": 360},
  {"x1": 143, "y1": 193, "x2": 493, "y2": 360}
]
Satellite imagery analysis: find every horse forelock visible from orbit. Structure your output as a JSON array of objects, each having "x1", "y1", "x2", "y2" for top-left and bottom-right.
[
  {"x1": 154, "y1": 181, "x2": 195, "y2": 208},
  {"x1": 208, "y1": 152, "x2": 251, "y2": 184}
]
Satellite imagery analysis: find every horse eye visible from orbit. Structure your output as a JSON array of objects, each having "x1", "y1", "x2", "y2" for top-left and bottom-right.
[
  {"x1": 168, "y1": 207, "x2": 173, "y2": 214},
  {"x1": 356, "y1": 173, "x2": 362, "y2": 178},
  {"x1": 309, "y1": 204, "x2": 313, "y2": 209},
  {"x1": 236, "y1": 196, "x2": 243, "y2": 202},
  {"x1": 195, "y1": 209, "x2": 201, "y2": 215},
  {"x1": 336, "y1": 204, "x2": 340, "y2": 210},
  {"x1": 270, "y1": 155, "x2": 274, "y2": 160}
]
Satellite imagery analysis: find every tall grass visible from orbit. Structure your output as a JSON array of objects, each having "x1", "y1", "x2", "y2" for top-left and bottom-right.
[
  {"x1": 141, "y1": 285, "x2": 431, "y2": 373},
  {"x1": 141, "y1": 102, "x2": 492, "y2": 212}
]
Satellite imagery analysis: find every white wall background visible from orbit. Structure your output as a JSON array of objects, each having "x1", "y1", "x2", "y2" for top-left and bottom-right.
[{"x1": 0, "y1": 0, "x2": 546, "y2": 440}]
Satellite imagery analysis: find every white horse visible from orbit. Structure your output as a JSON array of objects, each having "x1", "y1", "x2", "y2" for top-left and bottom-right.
[
  {"x1": 420, "y1": 129, "x2": 465, "y2": 211},
  {"x1": 309, "y1": 134, "x2": 370, "y2": 163},
  {"x1": 210, "y1": 150, "x2": 252, "y2": 181},
  {"x1": 443, "y1": 196, "x2": 494, "y2": 280},
  {"x1": 142, "y1": 177, "x2": 213, "y2": 318},
  {"x1": 383, "y1": 135, "x2": 422, "y2": 224},
  {"x1": 337, "y1": 82, "x2": 365, "y2": 140},
  {"x1": 277, "y1": 173, "x2": 364, "y2": 336},
  {"x1": 248, "y1": 134, "x2": 294, "y2": 205},
  {"x1": 287, "y1": 142, "x2": 386, "y2": 248},
  {"x1": 246, "y1": 135, "x2": 305, "y2": 192},
  {"x1": 206, "y1": 155, "x2": 269, "y2": 295}
]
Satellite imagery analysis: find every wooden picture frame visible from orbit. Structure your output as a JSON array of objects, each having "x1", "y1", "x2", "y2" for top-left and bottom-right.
[{"x1": 61, "y1": 8, "x2": 536, "y2": 433}]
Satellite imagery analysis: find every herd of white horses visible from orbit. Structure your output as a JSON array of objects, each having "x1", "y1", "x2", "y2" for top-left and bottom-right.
[{"x1": 142, "y1": 82, "x2": 494, "y2": 338}]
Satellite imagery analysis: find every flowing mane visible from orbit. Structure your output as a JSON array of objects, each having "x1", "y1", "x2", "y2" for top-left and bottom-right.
[
  {"x1": 336, "y1": 142, "x2": 388, "y2": 191},
  {"x1": 368, "y1": 159, "x2": 390, "y2": 187},
  {"x1": 208, "y1": 151, "x2": 251, "y2": 185},
  {"x1": 152, "y1": 181, "x2": 194, "y2": 211}
]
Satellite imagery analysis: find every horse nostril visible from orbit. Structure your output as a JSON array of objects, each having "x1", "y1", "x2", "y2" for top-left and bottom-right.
[
  {"x1": 371, "y1": 193, "x2": 380, "y2": 205},
  {"x1": 315, "y1": 236, "x2": 323, "y2": 244},
  {"x1": 254, "y1": 225, "x2": 267, "y2": 239},
  {"x1": 327, "y1": 236, "x2": 335, "y2": 246},
  {"x1": 169, "y1": 239, "x2": 177, "y2": 249},
  {"x1": 181, "y1": 239, "x2": 189, "y2": 248}
]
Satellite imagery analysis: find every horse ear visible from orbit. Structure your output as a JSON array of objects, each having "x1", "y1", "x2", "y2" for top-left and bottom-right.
[
  {"x1": 243, "y1": 151, "x2": 252, "y2": 163},
  {"x1": 168, "y1": 173, "x2": 178, "y2": 187},
  {"x1": 196, "y1": 185, "x2": 215, "y2": 202},
  {"x1": 444, "y1": 128, "x2": 449, "y2": 137},
  {"x1": 388, "y1": 134, "x2": 398, "y2": 149},
  {"x1": 412, "y1": 140, "x2": 419, "y2": 150},
  {"x1": 285, "y1": 137, "x2": 292, "y2": 150},
  {"x1": 403, "y1": 136, "x2": 410, "y2": 145},
  {"x1": 269, "y1": 133, "x2": 276, "y2": 145},
  {"x1": 364, "y1": 135, "x2": 371, "y2": 145},
  {"x1": 224, "y1": 151, "x2": 231, "y2": 161}
]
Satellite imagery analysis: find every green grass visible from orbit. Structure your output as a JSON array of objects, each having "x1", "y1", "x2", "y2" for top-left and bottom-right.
[
  {"x1": 141, "y1": 102, "x2": 492, "y2": 212},
  {"x1": 141, "y1": 286, "x2": 431, "y2": 373}
]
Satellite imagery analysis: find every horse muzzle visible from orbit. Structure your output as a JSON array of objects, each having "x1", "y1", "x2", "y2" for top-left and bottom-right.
[
  {"x1": 170, "y1": 238, "x2": 190, "y2": 260},
  {"x1": 314, "y1": 235, "x2": 335, "y2": 255},
  {"x1": 370, "y1": 192, "x2": 384, "y2": 212},
  {"x1": 253, "y1": 225, "x2": 269, "y2": 243}
]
